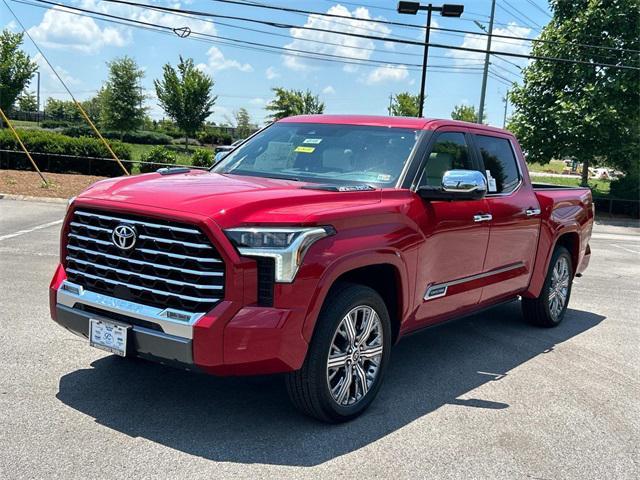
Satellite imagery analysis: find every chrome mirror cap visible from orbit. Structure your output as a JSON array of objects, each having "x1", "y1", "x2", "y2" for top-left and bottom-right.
[{"x1": 442, "y1": 169, "x2": 488, "y2": 194}]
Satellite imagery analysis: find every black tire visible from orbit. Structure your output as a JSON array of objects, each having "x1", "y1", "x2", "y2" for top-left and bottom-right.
[
  {"x1": 522, "y1": 246, "x2": 573, "y2": 327},
  {"x1": 285, "y1": 283, "x2": 392, "y2": 423}
]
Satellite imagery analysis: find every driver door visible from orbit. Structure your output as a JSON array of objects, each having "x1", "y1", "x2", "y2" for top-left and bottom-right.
[{"x1": 412, "y1": 129, "x2": 491, "y2": 327}]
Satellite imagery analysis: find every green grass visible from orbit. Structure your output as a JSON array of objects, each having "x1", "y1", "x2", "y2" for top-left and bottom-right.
[
  {"x1": 8, "y1": 120, "x2": 40, "y2": 128},
  {"x1": 530, "y1": 174, "x2": 611, "y2": 195},
  {"x1": 124, "y1": 143, "x2": 214, "y2": 166},
  {"x1": 527, "y1": 159, "x2": 567, "y2": 174}
]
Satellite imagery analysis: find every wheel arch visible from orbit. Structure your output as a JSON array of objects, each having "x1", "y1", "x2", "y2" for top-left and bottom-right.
[{"x1": 301, "y1": 253, "x2": 409, "y2": 345}]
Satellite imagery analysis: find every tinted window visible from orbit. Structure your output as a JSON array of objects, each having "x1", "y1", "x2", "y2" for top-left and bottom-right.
[
  {"x1": 419, "y1": 132, "x2": 473, "y2": 187},
  {"x1": 475, "y1": 135, "x2": 520, "y2": 193}
]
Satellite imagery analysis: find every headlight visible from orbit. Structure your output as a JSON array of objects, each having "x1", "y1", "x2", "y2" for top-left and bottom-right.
[{"x1": 225, "y1": 226, "x2": 334, "y2": 282}]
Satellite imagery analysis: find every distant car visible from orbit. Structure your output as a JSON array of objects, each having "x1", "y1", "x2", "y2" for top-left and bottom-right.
[{"x1": 214, "y1": 139, "x2": 244, "y2": 163}]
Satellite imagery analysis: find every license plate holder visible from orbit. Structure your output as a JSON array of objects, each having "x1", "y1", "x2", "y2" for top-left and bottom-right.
[{"x1": 89, "y1": 318, "x2": 129, "y2": 357}]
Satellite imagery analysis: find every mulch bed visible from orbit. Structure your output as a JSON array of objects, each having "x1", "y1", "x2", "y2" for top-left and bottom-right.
[{"x1": 0, "y1": 169, "x2": 107, "y2": 199}]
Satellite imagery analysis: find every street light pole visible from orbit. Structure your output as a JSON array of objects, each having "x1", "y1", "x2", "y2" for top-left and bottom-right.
[
  {"x1": 418, "y1": 5, "x2": 433, "y2": 118},
  {"x1": 477, "y1": 0, "x2": 496, "y2": 124},
  {"x1": 397, "y1": 2, "x2": 464, "y2": 118}
]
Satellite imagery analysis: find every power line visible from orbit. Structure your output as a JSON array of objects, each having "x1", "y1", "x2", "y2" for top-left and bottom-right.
[
  {"x1": 498, "y1": 1, "x2": 542, "y2": 30},
  {"x1": 524, "y1": 0, "x2": 552, "y2": 18},
  {"x1": 18, "y1": 0, "x2": 486, "y2": 74},
  {"x1": 205, "y1": 0, "x2": 640, "y2": 57},
  {"x1": 98, "y1": 0, "x2": 639, "y2": 70}
]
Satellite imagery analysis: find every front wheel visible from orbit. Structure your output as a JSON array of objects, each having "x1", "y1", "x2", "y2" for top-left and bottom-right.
[
  {"x1": 285, "y1": 284, "x2": 391, "y2": 423},
  {"x1": 522, "y1": 246, "x2": 573, "y2": 327}
]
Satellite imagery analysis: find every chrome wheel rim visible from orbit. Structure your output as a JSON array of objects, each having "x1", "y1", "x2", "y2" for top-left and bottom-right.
[
  {"x1": 549, "y1": 256, "x2": 570, "y2": 320},
  {"x1": 326, "y1": 305, "x2": 384, "y2": 407}
]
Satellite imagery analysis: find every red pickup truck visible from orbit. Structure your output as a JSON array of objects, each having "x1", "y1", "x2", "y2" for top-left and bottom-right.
[{"x1": 49, "y1": 115, "x2": 593, "y2": 422}]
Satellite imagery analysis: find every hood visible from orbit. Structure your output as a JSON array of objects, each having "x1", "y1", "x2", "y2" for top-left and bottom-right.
[{"x1": 79, "y1": 170, "x2": 381, "y2": 228}]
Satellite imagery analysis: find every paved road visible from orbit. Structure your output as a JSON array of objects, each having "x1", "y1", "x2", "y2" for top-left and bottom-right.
[{"x1": 0, "y1": 199, "x2": 638, "y2": 480}]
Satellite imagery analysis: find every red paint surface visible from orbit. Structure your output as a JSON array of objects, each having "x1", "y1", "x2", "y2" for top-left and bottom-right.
[{"x1": 49, "y1": 116, "x2": 593, "y2": 375}]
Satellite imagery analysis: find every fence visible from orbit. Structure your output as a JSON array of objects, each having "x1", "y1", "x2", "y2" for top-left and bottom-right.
[
  {"x1": 0, "y1": 149, "x2": 207, "y2": 177},
  {"x1": 593, "y1": 196, "x2": 639, "y2": 219}
]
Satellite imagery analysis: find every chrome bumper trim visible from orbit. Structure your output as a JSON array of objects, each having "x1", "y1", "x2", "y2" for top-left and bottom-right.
[{"x1": 57, "y1": 281, "x2": 202, "y2": 339}]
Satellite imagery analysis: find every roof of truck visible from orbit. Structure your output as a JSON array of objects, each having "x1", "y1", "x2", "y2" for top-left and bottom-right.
[{"x1": 279, "y1": 114, "x2": 511, "y2": 135}]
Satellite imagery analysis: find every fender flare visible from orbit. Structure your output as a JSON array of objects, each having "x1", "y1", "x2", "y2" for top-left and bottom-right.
[{"x1": 300, "y1": 248, "x2": 410, "y2": 342}]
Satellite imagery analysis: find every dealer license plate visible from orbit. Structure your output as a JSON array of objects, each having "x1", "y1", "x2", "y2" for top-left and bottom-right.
[{"x1": 89, "y1": 319, "x2": 129, "y2": 357}]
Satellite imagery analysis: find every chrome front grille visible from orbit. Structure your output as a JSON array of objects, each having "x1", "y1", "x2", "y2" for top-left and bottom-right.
[{"x1": 65, "y1": 209, "x2": 225, "y2": 313}]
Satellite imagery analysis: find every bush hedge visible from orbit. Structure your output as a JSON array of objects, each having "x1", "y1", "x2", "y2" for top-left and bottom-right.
[
  {"x1": 59, "y1": 126, "x2": 173, "y2": 145},
  {"x1": 197, "y1": 128, "x2": 233, "y2": 146},
  {"x1": 190, "y1": 149, "x2": 214, "y2": 168},
  {"x1": 40, "y1": 120, "x2": 74, "y2": 129},
  {"x1": 138, "y1": 146, "x2": 178, "y2": 173},
  {"x1": 0, "y1": 128, "x2": 131, "y2": 176}
]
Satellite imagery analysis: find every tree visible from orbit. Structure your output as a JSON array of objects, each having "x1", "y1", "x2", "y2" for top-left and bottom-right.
[
  {"x1": 265, "y1": 88, "x2": 325, "y2": 121},
  {"x1": 0, "y1": 29, "x2": 37, "y2": 121},
  {"x1": 44, "y1": 98, "x2": 79, "y2": 120},
  {"x1": 154, "y1": 56, "x2": 216, "y2": 149},
  {"x1": 234, "y1": 107, "x2": 252, "y2": 138},
  {"x1": 80, "y1": 91, "x2": 104, "y2": 124},
  {"x1": 388, "y1": 92, "x2": 420, "y2": 117},
  {"x1": 509, "y1": 0, "x2": 640, "y2": 186},
  {"x1": 15, "y1": 91, "x2": 37, "y2": 111},
  {"x1": 101, "y1": 56, "x2": 146, "y2": 136},
  {"x1": 451, "y1": 104, "x2": 485, "y2": 123}
]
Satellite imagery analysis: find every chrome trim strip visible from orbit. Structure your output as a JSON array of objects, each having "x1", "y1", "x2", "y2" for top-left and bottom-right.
[
  {"x1": 67, "y1": 245, "x2": 223, "y2": 276},
  {"x1": 138, "y1": 234, "x2": 212, "y2": 249},
  {"x1": 70, "y1": 222, "x2": 111, "y2": 233},
  {"x1": 424, "y1": 262, "x2": 525, "y2": 301},
  {"x1": 66, "y1": 268, "x2": 221, "y2": 303},
  {"x1": 57, "y1": 281, "x2": 200, "y2": 338},
  {"x1": 66, "y1": 257, "x2": 223, "y2": 290},
  {"x1": 68, "y1": 232, "x2": 112, "y2": 246},
  {"x1": 75, "y1": 210, "x2": 201, "y2": 234},
  {"x1": 136, "y1": 247, "x2": 222, "y2": 263}
]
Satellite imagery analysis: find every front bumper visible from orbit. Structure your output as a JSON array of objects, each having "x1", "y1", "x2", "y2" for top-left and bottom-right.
[
  {"x1": 50, "y1": 265, "x2": 309, "y2": 375},
  {"x1": 54, "y1": 304, "x2": 194, "y2": 368}
]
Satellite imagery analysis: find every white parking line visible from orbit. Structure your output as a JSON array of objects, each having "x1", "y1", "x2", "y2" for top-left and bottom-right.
[
  {"x1": 613, "y1": 244, "x2": 640, "y2": 255},
  {"x1": 0, "y1": 219, "x2": 63, "y2": 242},
  {"x1": 591, "y1": 233, "x2": 640, "y2": 242}
]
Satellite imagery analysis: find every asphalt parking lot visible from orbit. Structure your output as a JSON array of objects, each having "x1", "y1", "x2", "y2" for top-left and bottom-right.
[{"x1": 0, "y1": 198, "x2": 638, "y2": 479}]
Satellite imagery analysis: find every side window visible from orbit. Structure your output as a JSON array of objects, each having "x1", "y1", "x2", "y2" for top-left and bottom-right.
[
  {"x1": 474, "y1": 135, "x2": 520, "y2": 194},
  {"x1": 419, "y1": 132, "x2": 473, "y2": 187}
]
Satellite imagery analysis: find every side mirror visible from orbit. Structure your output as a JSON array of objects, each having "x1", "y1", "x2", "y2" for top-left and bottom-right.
[{"x1": 418, "y1": 169, "x2": 487, "y2": 201}]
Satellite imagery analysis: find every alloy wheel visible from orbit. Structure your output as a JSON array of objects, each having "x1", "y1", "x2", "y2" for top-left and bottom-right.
[{"x1": 549, "y1": 256, "x2": 570, "y2": 320}]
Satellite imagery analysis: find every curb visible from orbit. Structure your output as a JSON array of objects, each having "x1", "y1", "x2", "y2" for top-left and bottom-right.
[{"x1": 0, "y1": 193, "x2": 69, "y2": 204}]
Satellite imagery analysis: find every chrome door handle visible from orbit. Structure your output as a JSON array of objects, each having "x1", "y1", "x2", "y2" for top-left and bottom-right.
[
  {"x1": 525, "y1": 208, "x2": 541, "y2": 216},
  {"x1": 473, "y1": 214, "x2": 493, "y2": 222}
]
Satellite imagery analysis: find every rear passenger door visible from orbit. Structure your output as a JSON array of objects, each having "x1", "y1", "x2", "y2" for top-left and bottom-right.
[{"x1": 470, "y1": 132, "x2": 541, "y2": 303}]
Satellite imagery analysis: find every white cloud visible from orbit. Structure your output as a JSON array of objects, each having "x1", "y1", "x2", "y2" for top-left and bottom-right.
[
  {"x1": 33, "y1": 53, "x2": 81, "y2": 87},
  {"x1": 449, "y1": 22, "x2": 532, "y2": 65},
  {"x1": 322, "y1": 85, "x2": 336, "y2": 95},
  {"x1": 365, "y1": 65, "x2": 409, "y2": 84},
  {"x1": 28, "y1": 6, "x2": 128, "y2": 53},
  {"x1": 197, "y1": 46, "x2": 253, "y2": 73},
  {"x1": 282, "y1": 5, "x2": 392, "y2": 72},
  {"x1": 3, "y1": 20, "x2": 17, "y2": 32},
  {"x1": 249, "y1": 97, "x2": 265, "y2": 105},
  {"x1": 265, "y1": 66, "x2": 279, "y2": 80}
]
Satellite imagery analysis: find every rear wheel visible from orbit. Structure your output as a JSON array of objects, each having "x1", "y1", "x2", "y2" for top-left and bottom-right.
[
  {"x1": 522, "y1": 246, "x2": 573, "y2": 327},
  {"x1": 285, "y1": 284, "x2": 391, "y2": 423}
]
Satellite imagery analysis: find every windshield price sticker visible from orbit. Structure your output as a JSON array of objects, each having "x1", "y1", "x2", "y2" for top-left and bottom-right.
[
  {"x1": 303, "y1": 138, "x2": 323, "y2": 144},
  {"x1": 295, "y1": 146, "x2": 316, "y2": 153}
]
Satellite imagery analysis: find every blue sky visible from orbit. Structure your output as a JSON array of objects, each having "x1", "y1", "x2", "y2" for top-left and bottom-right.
[{"x1": 2, "y1": 0, "x2": 552, "y2": 127}]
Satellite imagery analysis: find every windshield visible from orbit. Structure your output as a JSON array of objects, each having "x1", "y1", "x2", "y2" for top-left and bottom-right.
[{"x1": 212, "y1": 122, "x2": 420, "y2": 186}]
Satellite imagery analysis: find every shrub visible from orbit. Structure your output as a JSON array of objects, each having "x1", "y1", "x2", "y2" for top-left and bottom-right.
[
  {"x1": 197, "y1": 127, "x2": 233, "y2": 146},
  {"x1": 60, "y1": 126, "x2": 172, "y2": 145},
  {"x1": 190, "y1": 149, "x2": 214, "y2": 168},
  {"x1": 609, "y1": 171, "x2": 639, "y2": 217},
  {"x1": 40, "y1": 120, "x2": 73, "y2": 129},
  {"x1": 0, "y1": 128, "x2": 131, "y2": 177},
  {"x1": 138, "y1": 146, "x2": 178, "y2": 173},
  {"x1": 171, "y1": 137, "x2": 201, "y2": 146}
]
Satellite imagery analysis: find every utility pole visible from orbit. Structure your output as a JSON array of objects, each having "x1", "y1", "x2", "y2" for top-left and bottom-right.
[
  {"x1": 502, "y1": 89, "x2": 509, "y2": 128},
  {"x1": 388, "y1": 93, "x2": 393, "y2": 115},
  {"x1": 477, "y1": 0, "x2": 496, "y2": 124}
]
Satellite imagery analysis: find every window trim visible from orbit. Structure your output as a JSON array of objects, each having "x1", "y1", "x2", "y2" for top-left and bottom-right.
[{"x1": 470, "y1": 133, "x2": 523, "y2": 197}]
